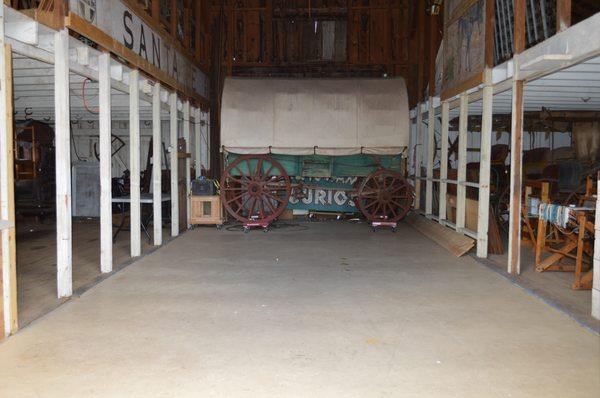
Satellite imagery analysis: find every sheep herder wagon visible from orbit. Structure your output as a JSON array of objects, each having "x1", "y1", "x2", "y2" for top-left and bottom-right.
[{"x1": 219, "y1": 77, "x2": 414, "y2": 232}]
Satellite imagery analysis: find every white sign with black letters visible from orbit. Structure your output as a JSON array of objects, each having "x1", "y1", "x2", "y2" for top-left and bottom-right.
[{"x1": 69, "y1": 0, "x2": 209, "y2": 99}]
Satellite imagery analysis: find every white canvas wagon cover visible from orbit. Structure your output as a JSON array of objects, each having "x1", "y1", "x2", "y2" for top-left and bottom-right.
[{"x1": 220, "y1": 77, "x2": 410, "y2": 156}]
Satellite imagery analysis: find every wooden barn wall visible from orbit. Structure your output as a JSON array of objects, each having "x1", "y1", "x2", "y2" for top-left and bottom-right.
[{"x1": 206, "y1": 0, "x2": 432, "y2": 106}]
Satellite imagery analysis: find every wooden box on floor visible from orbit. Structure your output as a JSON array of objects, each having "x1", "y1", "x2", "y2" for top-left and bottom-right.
[{"x1": 189, "y1": 195, "x2": 223, "y2": 226}]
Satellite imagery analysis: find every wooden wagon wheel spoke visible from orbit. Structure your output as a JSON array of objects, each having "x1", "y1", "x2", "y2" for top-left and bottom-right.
[
  {"x1": 222, "y1": 186, "x2": 246, "y2": 191},
  {"x1": 227, "y1": 192, "x2": 246, "y2": 204},
  {"x1": 264, "y1": 192, "x2": 286, "y2": 203},
  {"x1": 388, "y1": 203, "x2": 398, "y2": 218},
  {"x1": 235, "y1": 195, "x2": 252, "y2": 215},
  {"x1": 264, "y1": 197, "x2": 277, "y2": 213},
  {"x1": 255, "y1": 157, "x2": 264, "y2": 178},
  {"x1": 257, "y1": 197, "x2": 265, "y2": 219}
]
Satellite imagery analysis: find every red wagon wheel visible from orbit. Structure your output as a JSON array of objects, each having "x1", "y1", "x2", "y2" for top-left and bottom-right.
[
  {"x1": 220, "y1": 154, "x2": 291, "y2": 225},
  {"x1": 356, "y1": 169, "x2": 414, "y2": 223}
]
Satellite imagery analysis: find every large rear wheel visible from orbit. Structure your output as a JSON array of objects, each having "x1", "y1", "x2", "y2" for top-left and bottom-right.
[{"x1": 221, "y1": 155, "x2": 291, "y2": 225}]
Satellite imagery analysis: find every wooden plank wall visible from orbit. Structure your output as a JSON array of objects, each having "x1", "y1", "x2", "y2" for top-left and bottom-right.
[{"x1": 207, "y1": 0, "x2": 432, "y2": 107}]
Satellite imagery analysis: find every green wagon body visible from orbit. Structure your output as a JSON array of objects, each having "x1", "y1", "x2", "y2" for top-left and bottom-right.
[{"x1": 224, "y1": 152, "x2": 405, "y2": 213}]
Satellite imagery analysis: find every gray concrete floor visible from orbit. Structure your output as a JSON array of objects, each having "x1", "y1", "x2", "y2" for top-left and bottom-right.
[
  {"x1": 16, "y1": 218, "x2": 171, "y2": 327},
  {"x1": 486, "y1": 244, "x2": 596, "y2": 331},
  {"x1": 1, "y1": 221, "x2": 599, "y2": 397}
]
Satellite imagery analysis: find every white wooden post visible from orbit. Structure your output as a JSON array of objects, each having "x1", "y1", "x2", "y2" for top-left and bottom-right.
[
  {"x1": 169, "y1": 93, "x2": 179, "y2": 236},
  {"x1": 129, "y1": 70, "x2": 141, "y2": 257},
  {"x1": 414, "y1": 104, "x2": 422, "y2": 210},
  {"x1": 0, "y1": 8, "x2": 17, "y2": 335},
  {"x1": 152, "y1": 83, "x2": 162, "y2": 246},
  {"x1": 592, "y1": 174, "x2": 599, "y2": 319},
  {"x1": 194, "y1": 108, "x2": 202, "y2": 176},
  {"x1": 477, "y1": 84, "x2": 493, "y2": 258},
  {"x1": 99, "y1": 53, "x2": 112, "y2": 273},
  {"x1": 425, "y1": 100, "x2": 435, "y2": 216},
  {"x1": 438, "y1": 101, "x2": 449, "y2": 221},
  {"x1": 508, "y1": 80, "x2": 524, "y2": 275},
  {"x1": 54, "y1": 29, "x2": 72, "y2": 298},
  {"x1": 183, "y1": 101, "x2": 191, "y2": 229},
  {"x1": 456, "y1": 93, "x2": 468, "y2": 231}
]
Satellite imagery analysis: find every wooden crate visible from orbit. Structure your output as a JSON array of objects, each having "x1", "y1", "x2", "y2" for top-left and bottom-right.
[{"x1": 189, "y1": 195, "x2": 222, "y2": 225}]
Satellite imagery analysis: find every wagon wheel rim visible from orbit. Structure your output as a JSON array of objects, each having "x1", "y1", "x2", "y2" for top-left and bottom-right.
[
  {"x1": 220, "y1": 154, "x2": 291, "y2": 224},
  {"x1": 356, "y1": 169, "x2": 413, "y2": 222}
]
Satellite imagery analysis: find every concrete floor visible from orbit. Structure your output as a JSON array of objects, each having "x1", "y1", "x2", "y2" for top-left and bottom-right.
[
  {"x1": 16, "y1": 217, "x2": 170, "y2": 326},
  {"x1": 1, "y1": 221, "x2": 599, "y2": 397},
  {"x1": 486, "y1": 245, "x2": 596, "y2": 331}
]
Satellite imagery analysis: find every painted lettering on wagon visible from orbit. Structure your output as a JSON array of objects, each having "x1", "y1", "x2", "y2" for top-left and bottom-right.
[
  {"x1": 288, "y1": 177, "x2": 357, "y2": 212},
  {"x1": 69, "y1": 0, "x2": 209, "y2": 99}
]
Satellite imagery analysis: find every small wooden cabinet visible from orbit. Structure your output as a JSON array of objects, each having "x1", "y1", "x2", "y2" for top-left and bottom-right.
[{"x1": 189, "y1": 195, "x2": 223, "y2": 226}]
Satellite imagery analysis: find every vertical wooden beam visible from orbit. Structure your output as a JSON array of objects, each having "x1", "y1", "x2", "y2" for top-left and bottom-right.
[
  {"x1": 152, "y1": 83, "x2": 162, "y2": 246},
  {"x1": 169, "y1": 92, "x2": 179, "y2": 236},
  {"x1": 425, "y1": 100, "x2": 435, "y2": 215},
  {"x1": 0, "y1": 2, "x2": 5, "y2": 340},
  {"x1": 416, "y1": 0, "x2": 426, "y2": 102},
  {"x1": 53, "y1": 0, "x2": 66, "y2": 30},
  {"x1": 129, "y1": 69, "x2": 141, "y2": 258},
  {"x1": 508, "y1": 0, "x2": 526, "y2": 275},
  {"x1": 592, "y1": 172, "x2": 599, "y2": 320},
  {"x1": 205, "y1": 110, "x2": 211, "y2": 171},
  {"x1": 477, "y1": 83, "x2": 493, "y2": 258},
  {"x1": 264, "y1": 0, "x2": 273, "y2": 63},
  {"x1": 428, "y1": 5, "x2": 439, "y2": 97},
  {"x1": 99, "y1": 53, "x2": 113, "y2": 273},
  {"x1": 0, "y1": 39, "x2": 17, "y2": 335},
  {"x1": 514, "y1": 0, "x2": 526, "y2": 54},
  {"x1": 183, "y1": 0, "x2": 191, "y2": 48},
  {"x1": 456, "y1": 93, "x2": 468, "y2": 231},
  {"x1": 151, "y1": 0, "x2": 160, "y2": 21},
  {"x1": 171, "y1": 0, "x2": 178, "y2": 37},
  {"x1": 183, "y1": 101, "x2": 191, "y2": 229},
  {"x1": 484, "y1": 0, "x2": 496, "y2": 68},
  {"x1": 438, "y1": 101, "x2": 449, "y2": 221},
  {"x1": 54, "y1": 29, "x2": 72, "y2": 298},
  {"x1": 556, "y1": 0, "x2": 572, "y2": 32},
  {"x1": 194, "y1": 108, "x2": 202, "y2": 176},
  {"x1": 413, "y1": 104, "x2": 423, "y2": 210}
]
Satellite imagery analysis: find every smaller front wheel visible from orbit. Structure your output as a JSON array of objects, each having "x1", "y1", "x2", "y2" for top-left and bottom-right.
[{"x1": 356, "y1": 169, "x2": 414, "y2": 223}]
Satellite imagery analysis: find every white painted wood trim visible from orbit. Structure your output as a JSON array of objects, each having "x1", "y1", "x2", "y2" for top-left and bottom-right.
[
  {"x1": 169, "y1": 92, "x2": 179, "y2": 237},
  {"x1": 438, "y1": 101, "x2": 449, "y2": 221},
  {"x1": 0, "y1": 7, "x2": 17, "y2": 335},
  {"x1": 477, "y1": 85, "x2": 493, "y2": 258},
  {"x1": 508, "y1": 80, "x2": 524, "y2": 275},
  {"x1": 425, "y1": 100, "x2": 435, "y2": 215},
  {"x1": 152, "y1": 83, "x2": 162, "y2": 246},
  {"x1": 129, "y1": 69, "x2": 141, "y2": 257},
  {"x1": 99, "y1": 53, "x2": 113, "y2": 274},
  {"x1": 183, "y1": 101, "x2": 191, "y2": 229},
  {"x1": 194, "y1": 108, "x2": 201, "y2": 175},
  {"x1": 592, "y1": 178, "x2": 600, "y2": 319},
  {"x1": 456, "y1": 94, "x2": 469, "y2": 231},
  {"x1": 414, "y1": 103, "x2": 422, "y2": 210},
  {"x1": 592, "y1": 175, "x2": 599, "y2": 320},
  {"x1": 54, "y1": 29, "x2": 72, "y2": 297}
]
